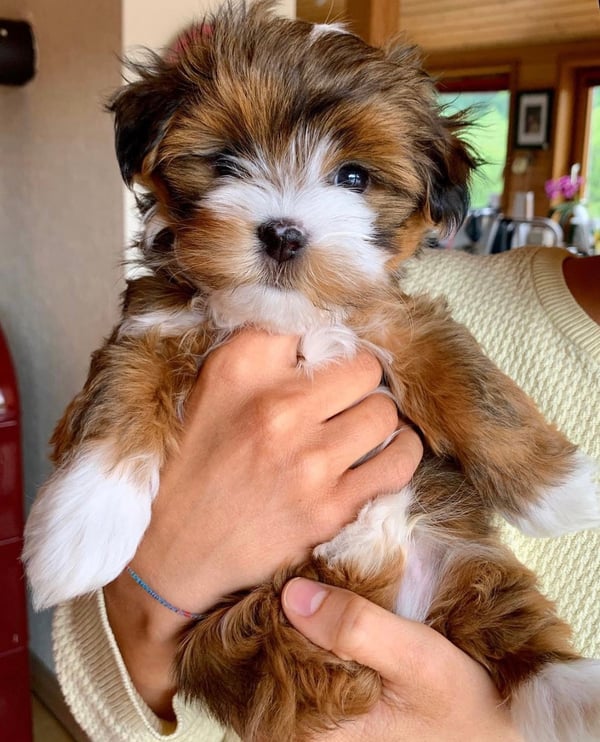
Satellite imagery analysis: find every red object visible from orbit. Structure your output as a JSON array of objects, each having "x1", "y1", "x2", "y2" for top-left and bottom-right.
[{"x1": 0, "y1": 325, "x2": 32, "y2": 741}]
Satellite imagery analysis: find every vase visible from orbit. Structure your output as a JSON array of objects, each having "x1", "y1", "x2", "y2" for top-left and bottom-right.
[{"x1": 549, "y1": 200, "x2": 593, "y2": 253}]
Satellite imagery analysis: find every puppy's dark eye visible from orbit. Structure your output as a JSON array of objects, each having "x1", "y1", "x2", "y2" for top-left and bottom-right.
[
  {"x1": 213, "y1": 151, "x2": 239, "y2": 178},
  {"x1": 334, "y1": 164, "x2": 370, "y2": 193}
]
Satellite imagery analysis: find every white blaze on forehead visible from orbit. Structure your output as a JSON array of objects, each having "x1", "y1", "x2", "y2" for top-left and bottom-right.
[
  {"x1": 310, "y1": 23, "x2": 350, "y2": 41},
  {"x1": 203, "y1": 140, "x2": 386, "y2": 279}
]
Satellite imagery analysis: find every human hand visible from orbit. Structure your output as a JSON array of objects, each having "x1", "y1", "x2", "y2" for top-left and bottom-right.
[
  {"x1": 133, "y1": 329, "x2": 422, "y2": 613},
  {"x1": 104, "y1": 329, "x2": 423, "y2": 716},
  {"x1": 282, "y1": 578, "x2": 523, "y2": 742}
]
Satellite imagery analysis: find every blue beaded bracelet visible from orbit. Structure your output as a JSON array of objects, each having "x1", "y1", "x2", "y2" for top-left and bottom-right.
[{"x1": 126, "y1": 566, "x2": 204, "y2": 621}]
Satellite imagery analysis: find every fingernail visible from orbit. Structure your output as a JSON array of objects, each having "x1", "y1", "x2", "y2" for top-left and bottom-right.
[{"x1": 284, "y1": 578, "x2": 329, "y2": 617}]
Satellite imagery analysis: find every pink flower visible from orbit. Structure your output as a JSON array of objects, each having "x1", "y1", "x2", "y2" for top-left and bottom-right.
[{"x1": 545, "y1": 175, "x2": 584, "y2": 201}]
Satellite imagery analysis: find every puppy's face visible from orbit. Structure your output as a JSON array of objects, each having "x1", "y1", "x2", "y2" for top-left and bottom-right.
[{"x1": 110, "y1": 2, "x2": 474, "y2": 313}]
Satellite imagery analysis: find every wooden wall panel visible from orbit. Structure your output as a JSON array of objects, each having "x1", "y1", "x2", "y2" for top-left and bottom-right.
[
  {"x1": 401, "y1": 0, "x2": 600, "y2": 52},
  {"x1": 297, "y1": 0, "x2": 600, "y2": 50},
  {"x1": 296, "y1": 1, "x2": 401, "y2": 43},
  {"x1": 347, "y1": 0, "x2": 400, "y2": 46}
]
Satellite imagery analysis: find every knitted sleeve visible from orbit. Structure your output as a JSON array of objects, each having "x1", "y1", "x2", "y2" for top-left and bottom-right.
[{"x1": 53, "y1": 590, "x2": 239, "y2": 742}]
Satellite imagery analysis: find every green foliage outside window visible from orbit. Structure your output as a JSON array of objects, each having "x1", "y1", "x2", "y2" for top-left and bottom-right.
[{"x1": 585, "y1": 86, "x2": 600, "y2": 221}]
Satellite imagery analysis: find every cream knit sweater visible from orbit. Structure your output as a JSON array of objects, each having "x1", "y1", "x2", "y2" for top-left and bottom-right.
[{"x1": 53, "y1": 246, "x2": 600, "y2": 741}]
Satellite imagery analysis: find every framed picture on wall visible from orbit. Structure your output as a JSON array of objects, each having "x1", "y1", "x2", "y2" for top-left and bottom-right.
[{"x1": 514, "y1": 89, "x2": 553, "y2": 148}]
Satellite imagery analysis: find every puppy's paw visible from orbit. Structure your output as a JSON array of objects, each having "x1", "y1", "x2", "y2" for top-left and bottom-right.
[
  {"x1": 23, "y1": 441, "x2": 159, "y2": 609},
  {"x1": 299, "y1": 323, "x2": 360, "y2": 368},
  {"x1": 505, "y1": 451, "x2": 600, "y2": 537},
  {"x1": 177, "y1": 563, "x2": 382, "y2": 741},
  {"x1": 511, "y1": 658, "x2": 600, "y2": 742}
]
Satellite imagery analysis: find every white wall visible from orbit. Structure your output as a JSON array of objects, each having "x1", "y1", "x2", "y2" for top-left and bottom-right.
[
  {"x1": 124, "y1": 0, "x2": 224, "y2": 51},
  {"x1": 123, "y1": 0, "x2": 296, "y2": 53}
]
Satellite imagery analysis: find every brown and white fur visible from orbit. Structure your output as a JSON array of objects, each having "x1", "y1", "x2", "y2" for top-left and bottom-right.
[{"x1": 23, "y1": 3, "x2": 600, "y2": 740}]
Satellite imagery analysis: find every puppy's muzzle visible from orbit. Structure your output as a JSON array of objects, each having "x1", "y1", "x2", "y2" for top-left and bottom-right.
[{"x1": 257, "y1": 220, "x2": 307, "y2": 263}]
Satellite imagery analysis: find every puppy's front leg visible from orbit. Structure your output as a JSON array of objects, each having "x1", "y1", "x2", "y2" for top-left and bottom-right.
[
  {"x1": 23, "y1": 329, "x2": 209, "y2": 610},
  {"x1": 364, "y1": 293, "x2": 599, "y2": 536}
]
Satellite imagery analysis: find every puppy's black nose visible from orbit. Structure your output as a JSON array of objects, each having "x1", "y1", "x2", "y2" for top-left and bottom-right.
[{"x1": 257, "y1": 220, "x2": 307, "y2": 263}]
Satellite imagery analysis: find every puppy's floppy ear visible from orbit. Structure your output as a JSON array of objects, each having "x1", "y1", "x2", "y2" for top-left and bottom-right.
[
  {"x1": 107, "y1": 56, "x2": 186, "y2": 186},
  {"x1": 425, "y1": 112, "x2": 478, "y2": 235},
  {"x1": 384, "y1": 44, "x2": 477, "y2": 235}
]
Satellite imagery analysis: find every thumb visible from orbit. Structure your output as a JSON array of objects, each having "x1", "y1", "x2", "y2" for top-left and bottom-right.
[{"x1": 282, "y1": 577, "x2": 431, "y2": 682}]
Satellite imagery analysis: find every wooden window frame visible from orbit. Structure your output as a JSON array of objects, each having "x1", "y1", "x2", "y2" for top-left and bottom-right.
[
  {"x1": 554, "y1": 56, "x2": 600, "y2": 182},
  {"x1": 345, "y1": 0, "x2": 401, "y2": 45},
  {"x1": 571, "y1": 67, "x2": 600, "y2": 187},
  {"x1": 435, "y1": 72, "x2": 511, "y2": 94},
  {"x1": 434, "y1": 71, "x2": 513, "y2": 210}
]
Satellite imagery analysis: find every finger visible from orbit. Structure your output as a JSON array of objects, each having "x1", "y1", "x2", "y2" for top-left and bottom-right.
[
  {"x1": 220, "y1": 328, "x2": 301, "y2": 371},
  {"x1": 338, "y1": 425, "x2": 423, "y2": 510},
  {"x1": 322, "y1": 392, "x2": 400, "y2": 473},
  {"x1": 300, "y1": 350, "x2": 383, "y2": 419},
  {"x1": 195, "y1": 330, "x2": 300, "y2": 405},
  {"x1": 282, "y1": 578, "x2": 435, "y2": 684}
]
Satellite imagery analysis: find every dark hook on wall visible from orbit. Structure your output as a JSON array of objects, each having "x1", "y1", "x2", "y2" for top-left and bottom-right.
[{"x1": 0, "y1": 20, "x2": 36, "y2": 86}]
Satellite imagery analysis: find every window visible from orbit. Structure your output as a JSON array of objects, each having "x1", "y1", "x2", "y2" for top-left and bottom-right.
[
  {"x1": 584, "y1": 85, "x2": 600, "y2": 221},
  {"x1": 571, "y1": 68, "x2": 600, "y2": 222},
  {"x1": 437, "y1": 75, "x2": 511, "y2": 210}
]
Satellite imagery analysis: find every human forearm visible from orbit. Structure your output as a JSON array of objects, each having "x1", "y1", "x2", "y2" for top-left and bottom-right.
[
  {"x1": 103, "y1": 571, "x2": 190, "y2": 719},
  {"x1": 54, "y1": 591, "x2": 230, "y2": 741},
  {"x1": 102, "y1": 517, "x2": 240, "y2": 720}
]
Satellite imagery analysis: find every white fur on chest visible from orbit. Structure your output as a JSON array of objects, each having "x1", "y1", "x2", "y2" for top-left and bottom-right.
[
  {"x1": 208, "y1": 285, "x2": 360, "y2": 366},
  {"x1": 120, "y1": 286, "x2": 362, "y2": 367}
]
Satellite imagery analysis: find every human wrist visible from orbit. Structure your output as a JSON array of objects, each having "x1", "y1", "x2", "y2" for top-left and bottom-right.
[
  {"x1": 104, "y1": 568, "x2": 190, "y2": 645},
  {"x1": 125, "y1": 566, "x2": 205, "y2": 621},
  {"x1": 104, "y1": 570, "x2": 190, "y2": 719},
  {"x1": 130, "y1": 515, "x2": 230, "y2": 619}
]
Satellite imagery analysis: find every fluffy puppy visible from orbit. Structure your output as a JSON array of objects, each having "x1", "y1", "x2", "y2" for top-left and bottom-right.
[{"x1": 24, "y1": 2, "x2": 600, "y2": 740}]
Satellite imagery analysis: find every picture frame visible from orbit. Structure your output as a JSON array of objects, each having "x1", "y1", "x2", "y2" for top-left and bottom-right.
[{"x1": 514, "y1": 89, "x2": 553, "y2": 149}]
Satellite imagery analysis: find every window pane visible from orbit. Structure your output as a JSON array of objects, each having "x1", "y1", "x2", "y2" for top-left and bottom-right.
[
  {"x1": 438, "y1": 91, "x2": 510, "y2": 210},
  {"x1": 585, "y1": 85, "x2": 600, "y2": 222}
]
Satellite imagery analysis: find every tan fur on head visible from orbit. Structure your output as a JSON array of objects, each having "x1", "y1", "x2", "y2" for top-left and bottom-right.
[{"x1": 108, "y1": 0, "x2": 476, "y2": 309}]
